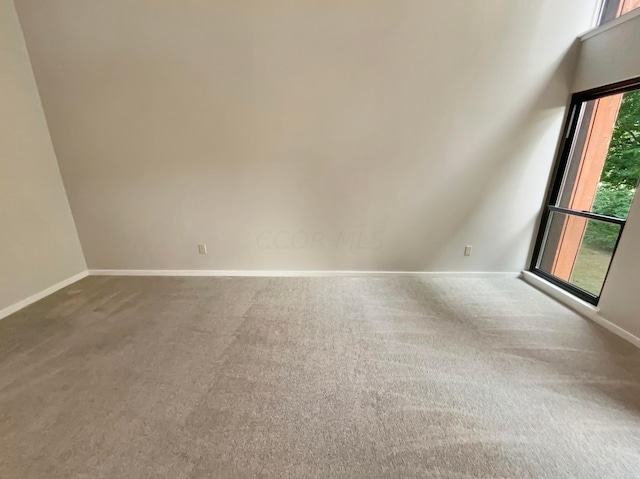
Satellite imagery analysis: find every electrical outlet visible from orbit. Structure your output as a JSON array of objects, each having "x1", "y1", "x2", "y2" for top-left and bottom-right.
[
  {"x1": 464, "y1": 245, "x2": 472, "y2": 256},
  {"x1": 198, "y1": 243, "x2": 207, "y2": 255}
]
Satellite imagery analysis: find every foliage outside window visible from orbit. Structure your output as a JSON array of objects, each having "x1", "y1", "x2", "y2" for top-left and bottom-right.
[{"x1": 583, "y1": 90, "x2": 640, "y2": 250}]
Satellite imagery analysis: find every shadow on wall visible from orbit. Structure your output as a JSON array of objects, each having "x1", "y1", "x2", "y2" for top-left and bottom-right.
[
  {"x1": 13, "y1": 0, "x2": 591, "y2": 270},
  {"x1": 260, "y1": 2, "x2": 575, "y2": 271},
  {"x1": 373, "y1": 39, "x2": 582, "y2": 271}
]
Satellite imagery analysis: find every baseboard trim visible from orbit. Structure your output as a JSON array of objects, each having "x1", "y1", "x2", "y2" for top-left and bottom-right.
[
  {"x1": 0, "y1": 270, "x2": 89, "y2": 321},
  {"x1": 89, "y1": 269, "x2": 522, "y2": 278},
  {"x1": 5, "y1": 269, "x2": 635, "y2": 347},
  {"x1": 521, "y1": 271, "x2": 640, "y2": 349}
]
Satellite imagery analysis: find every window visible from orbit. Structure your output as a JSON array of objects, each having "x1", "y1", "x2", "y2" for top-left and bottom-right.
[
  {"x1": 531, "y1": 79, "x2": 640, "y2": 304},
  {"x1": 599, "y1": 0, "x2": 640, "y2": 25}
]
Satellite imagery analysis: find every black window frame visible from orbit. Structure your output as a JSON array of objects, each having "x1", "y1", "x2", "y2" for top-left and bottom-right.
[{"x1": 530, "y1": 77, "x2": 640, "y2": 305}]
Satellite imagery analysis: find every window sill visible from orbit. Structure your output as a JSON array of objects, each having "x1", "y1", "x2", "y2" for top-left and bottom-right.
[
  {"x1": 521, "y1": 270, "x2": 601, "y2": 318},
  {"x1": 522, "y1": 270, "x2": 640, "y2": 349}
]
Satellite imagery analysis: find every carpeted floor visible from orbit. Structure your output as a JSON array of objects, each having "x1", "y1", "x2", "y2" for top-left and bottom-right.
[{"x1": 1, "y1": 276, "x2": 639, "y2": 478}]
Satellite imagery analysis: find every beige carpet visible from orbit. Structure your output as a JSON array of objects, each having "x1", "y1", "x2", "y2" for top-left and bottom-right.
[{"x1": 1, "y1": 276, "x2": 639, "y2": 478}]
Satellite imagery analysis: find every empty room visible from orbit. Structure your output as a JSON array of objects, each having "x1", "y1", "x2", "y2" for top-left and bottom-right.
[{"x1": 2, "y1": 0, "x2": 640, "y2": 477}]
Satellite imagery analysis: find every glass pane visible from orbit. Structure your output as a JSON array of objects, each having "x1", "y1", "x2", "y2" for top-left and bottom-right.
[
  {"x1": 537, "y1": 211, "x2": 621, "y2": 296},
  {"x1": 557, "y1": 90, "x2": 640, "y2": 220},
  {"x1": 599, "y1": 0, "x2": 640, "y2": 26}
]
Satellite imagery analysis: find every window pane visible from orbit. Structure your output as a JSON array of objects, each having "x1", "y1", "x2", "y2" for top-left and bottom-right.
[
  {"x1": 537, "y1": 211, "x2": 621, "y2": 296},
  {"x1": 599, "y1": 0, "x2": 640, "y2": 26},
  {"x1": 557, "y1": 90, "x2": 640, "y2": 219}
]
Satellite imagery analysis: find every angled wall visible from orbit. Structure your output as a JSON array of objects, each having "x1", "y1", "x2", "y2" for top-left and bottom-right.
[
  {"x1": 15, "y1": 0, "x2": 598, "y2": 272},
  {"x1": 573, "y1": 10, "x2": 640, "y2": 92},
  {"x1": 573, "y1": 11, "x2": 640, "y2": 339},
  {"x1": 0, "y1": 0, "x2": 86, "y2": 314}
]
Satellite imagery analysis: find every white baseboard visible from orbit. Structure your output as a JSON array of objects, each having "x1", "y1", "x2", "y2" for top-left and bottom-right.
[
  {"x1": 522, "y1": 271, "x2": 640, "y2": 349},
  {"x1": 0, "y1": 270, "x2": 89, "y2": 321},
  {"x1": 6, "y1": 269, "x2": 636, "y2": 349},
  {"x1": 89, "y1": 269, "x2": 522, "y2": 278}
]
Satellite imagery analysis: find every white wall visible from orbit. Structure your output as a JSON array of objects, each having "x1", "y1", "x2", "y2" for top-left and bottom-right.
[
  {"x1": 599, "y1": 193, "x2": 640, "y2": 339},
  {"x1": 0, "y1": 0, "x2": 86, "y2": 312},
  {"x1": 574, "y1": 12, "x2": 640, "y2": 339},
  {"x1": 573, "y1": 10, "x2": 640, "y2": 92},
  {"x1": 15, "y1": 0, "x2": 598, "y2": 272}
]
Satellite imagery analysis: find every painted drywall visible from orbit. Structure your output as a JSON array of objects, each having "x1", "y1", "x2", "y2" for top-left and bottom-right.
[
  {"x1": 15, "y1": 0, "x2": 598, "y2": 271},
  {"x1": 599, "y1": 193, "x2": 640, "y2": 339},
  {"x1": 575, "y1": 11, "x2": 640, "y2": 338},
  {"x1": 0, "y1": 0, "x2": 86, "y2": 312},
  {"x1": 573, "y1": 11, "x2": 640, "y2": 92}
]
